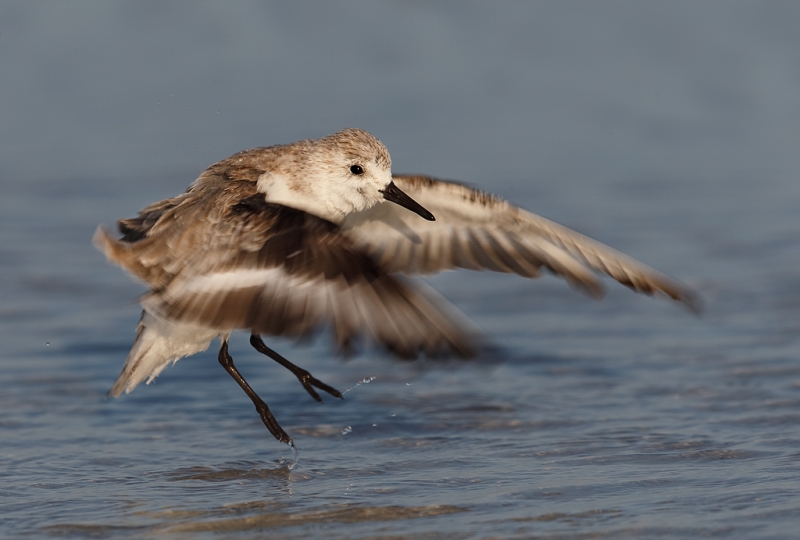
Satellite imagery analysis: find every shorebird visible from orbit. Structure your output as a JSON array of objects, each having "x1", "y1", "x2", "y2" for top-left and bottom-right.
[{"x1": 95, "y1": 128, "x2": 700, "y2": 446}]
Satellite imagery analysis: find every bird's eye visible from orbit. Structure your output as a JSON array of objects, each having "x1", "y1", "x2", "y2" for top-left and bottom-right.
[{"x1": 350, "y1": 165, "x2": 364, "y2": 175}]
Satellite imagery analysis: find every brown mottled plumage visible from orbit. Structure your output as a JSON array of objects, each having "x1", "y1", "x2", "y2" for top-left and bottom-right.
[{"x1": 95, "y1": 127, "x2": 700, "y2": 446}]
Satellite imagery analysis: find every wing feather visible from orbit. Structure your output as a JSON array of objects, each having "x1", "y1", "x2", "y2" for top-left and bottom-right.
[
  {"x1": 96, "y1": 182, "x2": 479, "y2": 357},
  {"x1": 341, "y1": 174, "x2": 701, "y2": 311}
]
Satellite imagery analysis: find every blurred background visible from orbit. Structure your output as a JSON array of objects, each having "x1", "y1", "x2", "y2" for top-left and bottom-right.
[{"x1": 3, "y1": 2, "x2": 800, "y2": 538}]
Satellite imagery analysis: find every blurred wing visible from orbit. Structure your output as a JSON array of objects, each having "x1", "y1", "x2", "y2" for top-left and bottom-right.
[
  {"x1": 96, "y1": 186, "x2": 478, "y2": 357},
  {"x1": 341, "y1": 175, "x2": 701, "y2": 312}
]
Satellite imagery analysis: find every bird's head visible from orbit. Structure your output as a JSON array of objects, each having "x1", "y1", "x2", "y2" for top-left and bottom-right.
[{"x1": 259, "y1": 128, "x2": 434, "y2": 223}]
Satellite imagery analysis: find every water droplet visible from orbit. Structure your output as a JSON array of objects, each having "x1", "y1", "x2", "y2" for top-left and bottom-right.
[
  {"x1": 342, "y1": 375, "x2": 377, "y2": 394},
  {"x1": 341, "y1": 426, "x2": 352, "y2": 435}
]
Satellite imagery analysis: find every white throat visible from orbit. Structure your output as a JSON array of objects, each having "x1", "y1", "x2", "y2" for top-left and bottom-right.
[{"x1": 257, "y1": 172, "x2": 364, "y2": 224}]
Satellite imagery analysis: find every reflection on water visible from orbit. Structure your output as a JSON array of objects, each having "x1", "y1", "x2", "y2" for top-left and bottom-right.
[
  {"x1": 166, "y1": 463, "x2": 299, "y2": 482},
  {"x1": 44, "y1": 502, "x2": 467, "y2": 536},
  {"x1": 4, "y1": 2, "x2": 800, "y2": 539},
  {"x1": 163, "y1": 503, "x2": 467, "y2": 534}
]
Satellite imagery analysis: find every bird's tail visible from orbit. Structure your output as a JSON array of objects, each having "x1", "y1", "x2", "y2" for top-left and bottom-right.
[{"x1": 108, "y1": 311, "x2": 218, "y2": 398}]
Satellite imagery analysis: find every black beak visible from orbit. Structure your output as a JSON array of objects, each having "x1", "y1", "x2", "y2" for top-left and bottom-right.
[{"x1": 381, "y1": 181, "x2": 435, "y2": 221}]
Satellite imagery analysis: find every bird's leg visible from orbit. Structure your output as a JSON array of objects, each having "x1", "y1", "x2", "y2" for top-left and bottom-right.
[
  {"x1": 250, "y1": 334, "x2": 343, "y2": 402},
  {"x1": 218, "y1": 339, "x2": 292, "y2": 445}
]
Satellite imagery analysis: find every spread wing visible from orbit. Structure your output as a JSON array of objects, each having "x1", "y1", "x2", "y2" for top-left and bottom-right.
[
  {"x1": 341, "y1": 175, "x2": 701, "y2": 312},
  {"x1": 94, "y1": 183, "x2": 478, "y2": 357}
]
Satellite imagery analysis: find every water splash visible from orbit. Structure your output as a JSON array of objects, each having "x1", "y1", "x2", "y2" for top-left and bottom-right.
[
  {"x1": 342, "y1": 376, "x2": 376, "y2": 395},
  {"x1": 278, "y1": 441, "x2": 298, "y2": 470}
]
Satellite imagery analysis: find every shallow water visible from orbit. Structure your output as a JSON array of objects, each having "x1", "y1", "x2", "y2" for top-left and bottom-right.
[{"x1": 3, "y1": 2, "x2": 800, "y2": 538}]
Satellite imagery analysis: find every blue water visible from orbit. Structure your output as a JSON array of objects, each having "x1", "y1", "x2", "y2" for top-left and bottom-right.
[{"x1": 3, "y1": 2, "x2": 800, "y2": 538}]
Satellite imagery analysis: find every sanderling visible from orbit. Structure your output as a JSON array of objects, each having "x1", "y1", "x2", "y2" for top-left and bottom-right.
[{"x1": 95, "y1": 127, "x2": 700, "y2": 446}]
